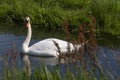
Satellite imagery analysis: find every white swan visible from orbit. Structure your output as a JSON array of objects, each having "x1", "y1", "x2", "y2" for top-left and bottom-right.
[
  {"x1": 20, "y1": 16, "x2": 82, "y2": 57},
  {"x1": 20, "y1": 16, "x2": 85, "y2": 77}
]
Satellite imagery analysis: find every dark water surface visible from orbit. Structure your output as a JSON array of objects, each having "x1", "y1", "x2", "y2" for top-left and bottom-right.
[{"x1": 0, "y1": 23, "x2": 120, "y2": 79}]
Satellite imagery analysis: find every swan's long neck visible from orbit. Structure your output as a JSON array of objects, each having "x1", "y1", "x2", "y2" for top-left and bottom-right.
[{"x1": 23, "y1": 22, "x2": 32, "y2": 48}]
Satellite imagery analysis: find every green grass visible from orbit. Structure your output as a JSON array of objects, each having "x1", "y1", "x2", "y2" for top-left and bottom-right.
[
  {"x1": 0, "y1": 0, "x2": 120, "y2": 35},
  {"x1": 90, "y1": 0, "x2": 120, "y2": 36},
  {"x1": 1, "y1": 63, "x2": 108, "y2": 80},
  {"x1": 0, "y1": 0, "x2": 89, "y2": 25}
]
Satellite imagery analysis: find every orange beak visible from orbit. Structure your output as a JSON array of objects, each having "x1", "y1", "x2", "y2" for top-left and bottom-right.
[{"x1": 26, "y1": 22, "x2": 30, "y2": 28}]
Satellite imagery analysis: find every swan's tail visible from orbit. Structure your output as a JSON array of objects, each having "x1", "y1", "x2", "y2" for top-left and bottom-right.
[{"x1": 76, "y1": 40, "x2": 88, "y2": 48}]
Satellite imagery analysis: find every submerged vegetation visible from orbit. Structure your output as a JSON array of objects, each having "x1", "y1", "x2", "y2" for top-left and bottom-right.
[{"x1": 0, "y1": 0, "x2": 120, "y2": 36}]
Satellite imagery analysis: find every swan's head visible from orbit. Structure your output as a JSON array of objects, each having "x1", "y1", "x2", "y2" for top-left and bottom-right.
[
  {"x1": 25, "y1": 16, "x2": 31, "y2": 28},
  {"x1": 25, "y1": 16, "x2": 30, "y2": 23}
]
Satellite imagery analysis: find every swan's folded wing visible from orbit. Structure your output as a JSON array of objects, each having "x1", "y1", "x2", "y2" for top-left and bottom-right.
[{"x1": 28, "y1": 38, "x2": 75, "y2": 57}]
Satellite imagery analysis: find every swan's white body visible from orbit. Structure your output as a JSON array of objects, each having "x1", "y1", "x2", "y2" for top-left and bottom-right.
[
  {"x1": 20, "y1": 17, "x2": 82, "y2": 57},
  {"x1": 20, "y1": 16, "x2": 84, "y2": 77},
  {"x1": 21, "y1": 38, "x2": 81, "y2": 57}
]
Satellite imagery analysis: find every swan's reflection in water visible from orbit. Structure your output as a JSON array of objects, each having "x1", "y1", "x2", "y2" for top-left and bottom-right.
[{"x1": 30, "y1": 56, "x2": 65, "y2": 66}]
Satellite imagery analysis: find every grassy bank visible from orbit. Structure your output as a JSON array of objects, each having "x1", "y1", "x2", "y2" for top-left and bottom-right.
[{"x1": 0, "y1": 0, "x2": 120, "y2": 36}]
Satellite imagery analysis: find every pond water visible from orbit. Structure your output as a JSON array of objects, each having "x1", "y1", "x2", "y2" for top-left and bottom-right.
[
  {"x1": 0, "y1": 23, "x2": 65, "y2": 66},
  {"x1": 0, "y1": 23, "x2": 120, "y2": 79}
]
